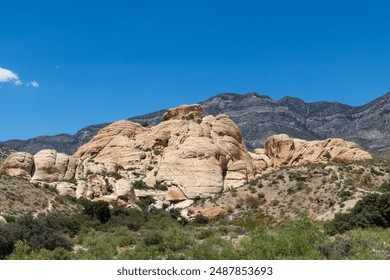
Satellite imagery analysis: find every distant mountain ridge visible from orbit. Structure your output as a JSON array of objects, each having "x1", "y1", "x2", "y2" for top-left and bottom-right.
[
  {"x1": 0, "y1": 143, "x2": 13, "y2": 161},
  {"x1": 2, "y1": 92, "x2": 390, "y2": 154}
]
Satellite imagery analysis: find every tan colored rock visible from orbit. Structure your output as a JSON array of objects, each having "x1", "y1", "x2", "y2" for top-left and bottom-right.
[
  {"x1": 75, "y1": 181, "x2": 88, "y2": 199},
  {"x1": 249, "y1": 149, "x2": 270, "y2": 174},
  {"x1": 165, "y1": 186, "x2": 187, "y2": 201},
  {"x1": 161, "y1": 104, "x2": 204, "y2": 121},
  {"x1": 0, "y1": 215, "x2": 7, "y2": 224},
  {"x1": 134, "y1": 189, "x2": 158, "y2": 198},
  {"x1": 93, "y1": 195, "x2": 118, "y2": 204},
  {"x1": 114, "y1": 179, "x2": 136, "y2": 201},
  {"x1": 31, "y1": 149, "x2": 79, "y2": 182},
  {"x1": 168, "y1": 199, "x2": 194, "y2": 210},
  {"x1": 73, "y1": 105, "x2": 255, "y2": 198},
  {"x1": 85, "y1": 174, "x2": 106, "y2": 198},
  {"x1": 56, "y1": 182, "x2": 76, "y2": 197},
  {"x1": 196, "y1": 207, "x2": 224, "y2": 219},
  {"x1": 264, "y1": 134, "x2": 372, "y2": 168},
  {"x1": 224, "y1": 160, "x2": 248, "y2": 188},
  {"x1": 0, "y1": 152, "x2": 34, "y2": 178},
  {"x1": 156, "y1": 114, "x2": 254, "y2": 197},
  {"x1": 74, "y1": 121, "x2": 148, "y2": 168}
]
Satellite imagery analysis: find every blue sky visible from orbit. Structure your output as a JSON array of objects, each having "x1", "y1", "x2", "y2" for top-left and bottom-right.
[{"x1": 1, "y1": 0, "x2": 390, "y2": 141}]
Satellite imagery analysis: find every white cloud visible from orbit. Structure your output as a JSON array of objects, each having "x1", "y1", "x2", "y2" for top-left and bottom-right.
[
  {"x1": 27, "y1": 81, "x2": 39, "y2": 87},
  {"x1": 0, "y1": 66, "x2": 21, "y2": 85},
  {"x1": 0, "y1": 66, "x2": 40, "y2": 88}
]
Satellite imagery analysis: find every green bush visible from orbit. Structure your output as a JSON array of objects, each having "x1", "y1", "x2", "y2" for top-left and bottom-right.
[
  {"x1": 193, "y1": 214, "x2": 209, "y2": 224},
  {"x1": 132, "y1": 180, "x2": 150, "y2": 190},
  {"x1": 0, "y1": 213, "x2": 74, "y2": 259},
  {"x1": 143, "y1": 231, "x2": 164, "y2": 247},
  {"x1": 240, "y1": 214, "x2": 326, "y2": 259},
  {"x1": 108, "y1": 172, "x2": 122, "y2": 180},
  {"x1": 326, "y1": 193, "x2": 390, "y2": 234},
  {"x1": 378, "y1": 181, "x2": 390, "y2": 193},
  {"x1": 82, "y1": 200, "x2": 111, "y2": 223}
]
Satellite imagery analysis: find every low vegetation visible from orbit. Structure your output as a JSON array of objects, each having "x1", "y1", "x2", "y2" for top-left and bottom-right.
[
  {"x1": 1, "y1": 160, "x2": 390, "y2": 260},
  {"x1": 2, "y1": 192, "x2": 390, "y2": 260}
]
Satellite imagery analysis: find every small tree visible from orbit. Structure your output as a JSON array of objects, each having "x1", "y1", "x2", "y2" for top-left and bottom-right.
[{"x1": 83, "y1": 201, "x2": 111, "y2": 223}]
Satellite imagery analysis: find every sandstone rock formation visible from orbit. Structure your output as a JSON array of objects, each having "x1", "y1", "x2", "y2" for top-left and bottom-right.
[
  {"x1": 196, "y1": 207, "x2": 224, "y2": 219},
  {"x1": 0, "y1": 152, "x2": 34, "y2": 178},
  {"x1": 165, "y1": 186, "x2": 187, "y2": 202},
  {"x1": 161, "y1": 104, "x2": 204, "y2": 122},
  {"x1": 31, "y1": 149, "x2": 79, "y2": 183},
  {"x1": 0, "y1": 104, "x2": 374, "y2": 216},
  {"x1": 263, "y1": 134, "x2": 372, "y2": 168},
  {"x1": 249, "y1": 148, "x2": 270, "y2": 174},
  {"x1": 73, "y1": 104, "x2": 255, "y2": 198}
]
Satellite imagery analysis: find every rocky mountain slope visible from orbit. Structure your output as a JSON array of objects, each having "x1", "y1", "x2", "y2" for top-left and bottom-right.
[
  {"x1": 0, "y1": 144, "x2": 13, "y2": 163},
  {"x1": 2, "y1": 92, "x2": 390, "y2": 155}
]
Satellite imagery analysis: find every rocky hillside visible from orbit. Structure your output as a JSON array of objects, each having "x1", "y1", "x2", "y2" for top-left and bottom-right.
[
  {"x1": 1, "y1": 104, "x2": 373, "y2": 221},
  {"x1": 0, "y1": 144, "x2": 13, "y2": 163},
  {"x1": 2, "y1": 92, "x2": 390, "y2": 154},
  {"x1": 188, "y1": 160, "x2": 390, "y2": 223}
]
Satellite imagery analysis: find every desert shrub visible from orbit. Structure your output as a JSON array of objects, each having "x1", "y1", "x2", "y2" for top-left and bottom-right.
[
  {"x1": 82, "y1": 200, "x2": 111, "y2": 223},
  {"x1": 193, "y1": 214, "x2": 209, "y2": 224},
  {"x1": 326, "y1": 193, "x2": 390, "y2": 234},
  {"x1": 350, "y1": 227, "x2": 390, "y2": 259},
  {"x1": 169, "y1": 208, "x2": 181, "y2": 219},
  {"x1": 73, "y1": 228, "x2": 125, "y2": 260},
  {"x1": 197, "y1": 229, "x2": 214, "y2": 240},
  {"x1": 323, "y1": 152, "x2": 332, "y2": 160},
  {"x1": 17, "y1": 214, "x2": 72, "y2": 251},
  {"x1": 143, "y1": 231, "x2": 164, "y2": 247},
  {"x1": 316, "y1": 234, "x2": 353, "y2": 260},
  {"x1": 231, "y1": 209, "x2": 272, "y2": 232},
  {"x1": 154, "y1": 183, "x2": 168, "y2": 191},
  {"x1": 245, "y1": 195, "x2": 264, "y2": 209},
  {"x1": 7, "y1": 240, "x2": 71, "y2": 260},
  {"x1": 378, "y1": 181, "x2": 390, "y2": 193},
  {"x1": 249, "y1": 179, "x2": 258, "y2": 185},
  {"x1": 136, "y1": 197, "x2": 155, "y2": 210},
  {"x1": 188, "y1": 236, "x2": 239, "y2": 260},
  {"x1": 132, "y1": 180, "x2": 150, "y2": 190},
  {"x1": 108, "y1": 172, "x2": 122, "y2": 180},
  {"x1": 240, "y1": 214, "x2": 325, "y2": 259},
  {"x1": 0, "y1": 213, "x2": 74, "y2": 259},
  {"x1": 0, "y1": 223, "x2": 21, "y2": 259},
  {"x1": 339, "y1": 190, "x2": 353, "y2": 201},
  {"x1": 109, "y1": 206, "x2": 147, "y2": 231}
]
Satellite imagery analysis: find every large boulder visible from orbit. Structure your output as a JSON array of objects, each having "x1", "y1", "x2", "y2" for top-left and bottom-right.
[
  {"x1": 31, "y1": 149, "x2": 79, "y2": 182},
  {"x1": 161, "y1": 104, "x2": 204, "y2": 122},
  {"x1": 0, "y1": 152, "x2": 34, "y2": 178}
]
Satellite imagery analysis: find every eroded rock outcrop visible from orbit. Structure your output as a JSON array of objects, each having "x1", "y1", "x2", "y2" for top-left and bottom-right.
[
  {"x1": 263, "y1": 134, "x2": 372, "y2": 168},
  {"x1": 0, "y1": 105, "x2": 373, "y2": 215},
  {"x1": 31, "y1": 149, "x2": 79, "y2": 183},
  {"x1": 0, "y1": 152, "x2": 34, "y2": 178},
  {"x1": 73, "y1": 105, "x2": 255, "y2": 198}
]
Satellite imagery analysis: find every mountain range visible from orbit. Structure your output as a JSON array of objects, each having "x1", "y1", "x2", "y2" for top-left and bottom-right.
[{"x1": 2, "y1": 92, "x2": 390, "y2": 155}]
